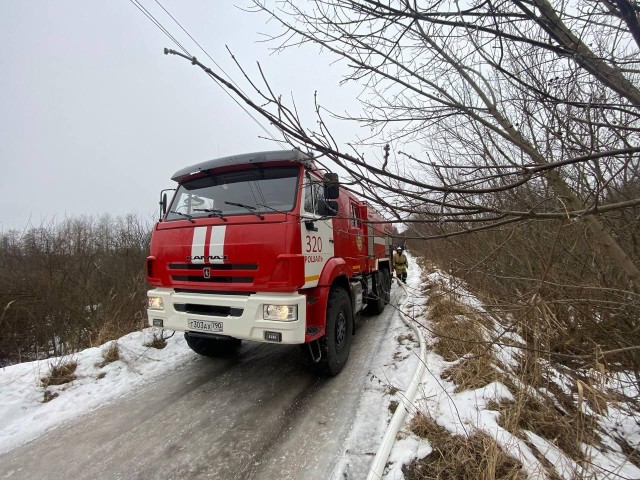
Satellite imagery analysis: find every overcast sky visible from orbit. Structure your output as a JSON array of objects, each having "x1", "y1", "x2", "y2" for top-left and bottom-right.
[{"x1": 0, "y1": 1, "x2": 365, "y2": 231}]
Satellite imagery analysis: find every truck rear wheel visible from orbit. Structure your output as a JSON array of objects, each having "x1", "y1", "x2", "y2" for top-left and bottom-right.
[
  {"x1": 382, "y1": 268, "x2": 391, "y2": 304},
  {"x1": 184, "y1": 333, "x2": 240, "y2": 357},
  {"x1": 315, "y1": 287, "x2": 353, "y2": 376},
  {"x1": 366, "y1": 271, "x2": 386, "y2": 315}
]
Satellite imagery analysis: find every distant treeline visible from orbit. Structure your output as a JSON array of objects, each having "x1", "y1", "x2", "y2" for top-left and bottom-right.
[{"x1": 0, "y1": 214, "x2": 151, "y2": 366}]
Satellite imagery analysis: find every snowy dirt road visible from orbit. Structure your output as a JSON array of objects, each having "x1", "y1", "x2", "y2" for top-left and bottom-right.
[{"x1": 0, "y1": 295, "x2": 402, "y2": 480}]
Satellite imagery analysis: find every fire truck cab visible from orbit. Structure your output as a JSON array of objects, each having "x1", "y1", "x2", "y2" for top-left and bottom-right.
[{"x1": 147, "y1": 149, "x2": 393, "y2": 375}]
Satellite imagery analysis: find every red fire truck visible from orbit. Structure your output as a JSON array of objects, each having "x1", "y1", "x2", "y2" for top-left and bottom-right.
[{"x1": 146, "y1": 149, "x2": 394, "y2": 375}]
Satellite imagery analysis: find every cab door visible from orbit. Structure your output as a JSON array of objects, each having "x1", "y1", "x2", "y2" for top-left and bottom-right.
[{"x1": 300, "y1": 172, "x2": 335, "y2": 289}]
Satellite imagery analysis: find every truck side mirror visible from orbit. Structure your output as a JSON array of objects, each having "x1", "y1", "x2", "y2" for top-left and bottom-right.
[
  {"x1": 159, "y1": 193, "x2": 167, "y2": 221},
  {"x1": 318, "y1": 199, "x2": 339, "y2": 217},
  {"x1": 324, "y1": 172, "x2": 339, "y2": 200},
  {"x1": 159, "y1": 188, "x2": 175, "y2": 221}
]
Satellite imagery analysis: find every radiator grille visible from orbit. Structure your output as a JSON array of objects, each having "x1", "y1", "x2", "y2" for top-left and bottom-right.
[
  {"x1": 174, "y1": 304, "x2": 244, "y2": 317},
  {"x1": 172, "y1": 276, "x2": 253, "y2": 283},
  {"x1": 169, "y1": 263, "x2": 257, "y2": 270},
  {"x1": 169, "y1": 263, "x2": 257, "y2": 284}
]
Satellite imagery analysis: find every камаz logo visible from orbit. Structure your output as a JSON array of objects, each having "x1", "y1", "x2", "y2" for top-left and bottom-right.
[{"x1": 187, "y1": 255, "x2": 228, "y2": 261}]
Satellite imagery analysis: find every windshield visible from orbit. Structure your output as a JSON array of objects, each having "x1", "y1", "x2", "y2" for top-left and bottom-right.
[{"x1": 165, "y1": 166, "x2": 300, "y2": 221}]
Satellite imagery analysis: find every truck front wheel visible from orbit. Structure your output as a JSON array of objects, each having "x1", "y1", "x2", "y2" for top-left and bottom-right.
[
  {"x1": 184, "y1": 333, "x2": 240, "y2": 357},
  {"x1": 316, "y1": 287, "x2": 353, "y2": 376}
]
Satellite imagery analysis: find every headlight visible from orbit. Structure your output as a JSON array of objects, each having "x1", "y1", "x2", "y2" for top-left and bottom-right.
[
  {"x1": 263, "y1": 304, "x2": 297, "y2": 321},
  {"x1": 148, "y1": 296, "x2": 164, "y2": 310}
]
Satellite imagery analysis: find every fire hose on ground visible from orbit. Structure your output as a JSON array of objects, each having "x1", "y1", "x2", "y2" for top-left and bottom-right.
[{"x1": 366, "y1": 279, "x2": 428, "y2": 480}]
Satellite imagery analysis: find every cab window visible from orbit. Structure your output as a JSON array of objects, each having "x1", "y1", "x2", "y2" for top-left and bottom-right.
[
  {"x1": 350, "y1": 202, "x2": 362, "y2": 228},
  {"x1": 303, "y1": 173, "x2": 325, "y2": 215}
]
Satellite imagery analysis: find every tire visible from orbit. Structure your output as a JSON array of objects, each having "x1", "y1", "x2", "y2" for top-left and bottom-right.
[
  {"x1": 382, "y1": 268, "x2": 391, "y2": 304},
  {"x1": 184, "y1": 333, "x2": 240, "y2": 357},
  {"x1": 365, "y1": 271, "x2": 386, "y2": 315},
  {"x1": 315, "y1": 287, "x2": 353, "y2": 376}
]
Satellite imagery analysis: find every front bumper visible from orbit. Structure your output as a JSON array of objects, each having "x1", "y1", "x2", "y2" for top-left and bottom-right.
[{"x1": 146, "y1": 288, "x2": 306, "y2": 344}]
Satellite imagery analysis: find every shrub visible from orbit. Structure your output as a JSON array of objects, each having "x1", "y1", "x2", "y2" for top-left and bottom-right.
[{"x1": 0, "y1": 214, "x2": 151, "y2": 365}]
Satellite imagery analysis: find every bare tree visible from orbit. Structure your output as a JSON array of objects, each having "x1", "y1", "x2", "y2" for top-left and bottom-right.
[{"x1": 166, "y1": 0, "x2": 640, "y2": 291}]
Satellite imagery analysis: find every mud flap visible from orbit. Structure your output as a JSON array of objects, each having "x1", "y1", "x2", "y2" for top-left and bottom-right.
[{"x1": 307, "y1": 339, "x2": 322, "y2": 363}]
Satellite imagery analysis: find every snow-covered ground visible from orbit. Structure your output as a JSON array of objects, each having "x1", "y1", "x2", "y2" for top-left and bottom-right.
[
  {"x1": 0, "y1": 330, "x2": 193, "y2": 455},
  {"x1": 1, "y1": 254, "x2": 639, "y2": 479}
]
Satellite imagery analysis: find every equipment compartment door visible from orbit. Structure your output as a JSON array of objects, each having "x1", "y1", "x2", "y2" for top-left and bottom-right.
[{"x1": 348, "y1": 201, "x2": 366, "y2": 274}]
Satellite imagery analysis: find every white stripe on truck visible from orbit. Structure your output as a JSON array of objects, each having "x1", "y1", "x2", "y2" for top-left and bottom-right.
[
  {"x1": 209, "y1": 225, "x2": 226, "y2": 264},
  {"x1": 191, "y1": 226, "x2": 207, "y2": 264}
]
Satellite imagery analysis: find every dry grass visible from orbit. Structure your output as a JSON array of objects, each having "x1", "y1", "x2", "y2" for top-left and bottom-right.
[
  {"x1": 144, "y1": 331, "x2": 167, "y2": 349},
  {"x1": 418, "y1": 279, "x2": 530, "y2": 476},
  {"x1": 416, "y1": 264, "x2": 606, "y2": 476},
  {"x1": 572, "y1": 371, "x2": 613, "y2": 415},
  {"x1": 427, "y1": 280, "x2": 498, "y2": 391},
  {"x1": 511, "y1": 351, "x2": 547, "y2": 388},
  {"x1": 428, "y1": 294, "x2": 488, "y2": 361},
  {"x1": 98, "y1": 341, "x2": 120, "y2": 368},
  {"x1": 497, "y1": 351, "x2": 603, "y2": 464},
  {"x1": 409, "y1": 411, "x2": 448, "y2": 439},
  {"x1": 494, "y1": 390, "x2": 598, "y2": 464},
  {"x1": 103, "y1": 341, "x2": 120, "y2": 363},
  {"x1": 442, "y1": 354, "x2": 498, "y2": 393},
  {"x1": 41, "y1": 359, "x2": 77, "y2": 387},
  {"x1": 614, "y1": 436, "x2": 640, "y2": 469},
  {"x1": 405, "y1": 412, "x2": 526, "y2": 480},
  {"x1": 92, "y1": 308, "x2": 145, "y2": 349}
]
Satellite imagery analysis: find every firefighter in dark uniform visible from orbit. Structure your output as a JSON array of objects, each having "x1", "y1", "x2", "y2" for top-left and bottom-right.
[{"x1": 393, "y1": 246, "x2": 408, "y2": 283}]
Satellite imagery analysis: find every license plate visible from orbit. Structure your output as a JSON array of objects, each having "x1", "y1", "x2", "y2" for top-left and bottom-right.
[{"x1": 188, "y1": 319, "x2": 223, "y2": 333}]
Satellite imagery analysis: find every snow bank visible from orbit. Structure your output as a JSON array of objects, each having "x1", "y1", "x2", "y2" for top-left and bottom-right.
[{"x1": 0, "y1": 329, "x2": 192, "y2": 454}]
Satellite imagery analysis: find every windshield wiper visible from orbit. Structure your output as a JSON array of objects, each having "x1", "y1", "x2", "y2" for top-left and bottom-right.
[
  {"x1": 193, "y1": 208, "x2": 227, "y2": 221},
  {"x1": 169, "y1": 210, "x2": 195, "y2": 223},
  {"x1": 225, "y1": 201, "x2": 264, "y2": 220},
  {"x1": 257, "y1": 203, "x2": 287, "y2": 214}
]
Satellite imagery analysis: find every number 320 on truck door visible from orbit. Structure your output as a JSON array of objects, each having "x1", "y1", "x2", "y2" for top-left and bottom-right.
[{"x1": 305, "y1": 235, "x2": 323, "y2": 253}]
